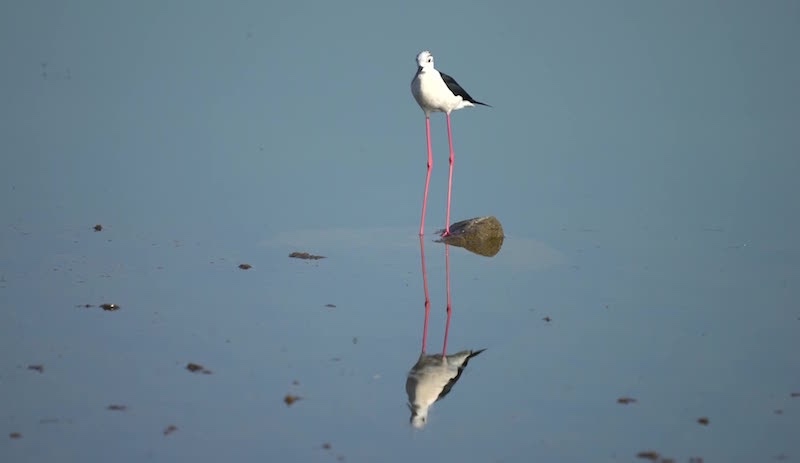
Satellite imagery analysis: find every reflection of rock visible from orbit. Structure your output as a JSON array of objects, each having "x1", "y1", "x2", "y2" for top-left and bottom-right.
[
  {"x1": 439, "y1": 216, "x2": 504, "y2": 257},
  {"x1": 405, "y1": 349, "x2": 485, "y2": 429}
]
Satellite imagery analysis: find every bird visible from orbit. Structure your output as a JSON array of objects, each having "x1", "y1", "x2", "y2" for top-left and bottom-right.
[
  {"x1": 405, "y1": 348, "x2": 485, "y2": 429},
  {"x1": 411, "y1": 50, "x2": 490, "y2": 237}
]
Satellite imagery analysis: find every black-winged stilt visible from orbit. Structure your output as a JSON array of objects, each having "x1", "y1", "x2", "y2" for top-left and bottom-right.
[
  {"x1": 411, "y1": 50, "x2": 490, "y2": 237},
  {"x1": 406, "y1": 348, "x2": 486, "y2": 429},
  {"x1": 406, "y1": 237, "x2": 485, "y2": 428}
]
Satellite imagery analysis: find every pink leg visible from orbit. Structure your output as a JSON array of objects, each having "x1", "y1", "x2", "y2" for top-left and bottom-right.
[
  {"x1": 419, "y1": 117, "x2": 433, "y2": 236},
  {"x1": 419, "y1": 236, "x2": 431, "y2": 353},
  {"x1": 443, "y1": 113, "x2": 455, "y2": 237},
  {"x1": 442, "y1": 243, "x2": 452, "y2": 356}
]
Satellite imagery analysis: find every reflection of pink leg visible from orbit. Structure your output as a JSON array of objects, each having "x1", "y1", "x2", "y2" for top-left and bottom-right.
[
  {"x1": 419, "y1": 236, "x2": 431, "y2": 353},
  {"x1": 443, "y1": 113, "x2": 455, "y2": 237},
  {"x1": 419, "y1": 117, "x2": 433, "y2": 236},
  {"x1": 442, "y1": 243, "x2": 452, "y2": 356}
]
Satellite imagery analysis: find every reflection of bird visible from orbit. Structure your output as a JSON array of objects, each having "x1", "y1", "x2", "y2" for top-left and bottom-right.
[
  {"x1": 405, "y1": 349, "x2": 485, "y2": 428},
  {"x1": 411, "y1": 50, "x2": 490, "y2": 237}
]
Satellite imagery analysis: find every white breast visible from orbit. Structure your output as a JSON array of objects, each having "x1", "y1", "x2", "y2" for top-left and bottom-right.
[{"x1": 411, "y1": 68, "x2": 464, "y2": 115}]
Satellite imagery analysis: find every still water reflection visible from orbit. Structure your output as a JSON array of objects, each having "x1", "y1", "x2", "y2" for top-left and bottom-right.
[{"x1": 405, "y1": 237, "x2": 489, "y2": 429}]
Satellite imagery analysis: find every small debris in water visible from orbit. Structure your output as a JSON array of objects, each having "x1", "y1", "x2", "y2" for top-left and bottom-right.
[
  {"x1": 697, "y1": 417, "x2": 709, "y2": 426},
  {"x1": 238, "y1": 263, "x2": 252, "y2": 270},
  {"x1": 9, "y1": 432, "x2": 22, "y2": 439},
  {"x1": 100, "y1": 303, "x2": 120, "y2": 311},
  {"x1": 774, "y1": 409, "x2": 783, "y2": 415},
  {"x1": 617, "y1": 397, "x2": 637, "y2": 404},
  {"x1": 186, "y1": 363, "x2": 203, "y2": 372},
  {"x1": 186, "y1": 362, "x2": 212, "y2": 374},
  {"x1": 93, "y1": 224, "x2": 103, "y2": 232},
  {"x1": 289, "y1": 252, "x2": 326, "y2": 260},
  {"x1": 321, "y1": 442, "x2": 332, "y2": 450},
  {"x1": 352, "y1": 337, "x2": 358, "y2": 345},
  {"x1": 77, "y1": 304, "x2": 94, "y2": 308},
  {"x1": 107, "y1": 404, "x2": 127, "y2": 411},
  {"x1": 542, "y1": 316, "x2": 552, "y2": 322},
  {"x1": 791, "y1": 392, "x2": 800, "y2": 398},
  {"x1": 28, "y1": 364, "x2": 44, "y2": 373},
  {"x1": 163, "y1": 425, "x2": 178, "y2": 436},
  {"x1": 636, "y1": 451, "x2": 660, "y2": 461},
  {"x1": 284, "y1": 394, "x2": 302, "y2": 406},
  {"x1": 292, "y1": 380, "x2": 300, "y2": 386},
  {"x1": 325, "y1": 304, "x2": 336, "y2": 308}
]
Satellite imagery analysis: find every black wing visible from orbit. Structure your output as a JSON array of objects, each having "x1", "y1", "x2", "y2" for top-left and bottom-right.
[
  {"x1": 439, "y1": 72, "x2": 491, "y2": 107},
  {"x1": 435, "y1": 349, "x2": 486, "y2": 402}
]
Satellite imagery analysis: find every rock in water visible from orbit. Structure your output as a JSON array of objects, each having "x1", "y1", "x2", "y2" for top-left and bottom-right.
[{"x1": 439, "y1": 216, "x2": 505, "y2": 257}]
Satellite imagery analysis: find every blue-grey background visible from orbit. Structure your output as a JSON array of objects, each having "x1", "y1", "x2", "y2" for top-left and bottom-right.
[{"x1": 1, "y1": 1, "x2": 798, "y2": 461}]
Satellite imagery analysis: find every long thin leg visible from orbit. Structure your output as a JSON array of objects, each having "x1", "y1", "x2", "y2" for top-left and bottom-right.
[
  {"x1": 419, "y1": 236, "x2": 431, "y2": 353},
  {"x1": 442, "y1": 243, "x2": 452, "y2": 356},
  {"x1": 419, "y1": 117, "x2": 433, "y2": 236},
  {"x1": 443, "y1": 113, "x2": 455, "y2": 237}
]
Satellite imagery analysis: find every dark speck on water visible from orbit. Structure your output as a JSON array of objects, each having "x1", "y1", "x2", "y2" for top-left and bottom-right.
[
  {"x1": 289, "y1": 252, "x2": 326, "y2": 260},
  {"x1": 284, "y1": 394, "x2": 302, "y2": 406},
  {"x1": 107, "y1": 404, "x2": 127, "y2": 411},
  {"x1": 186, "y1": 364, "x2": 200, "y2": 372},
  {"x1": 617, "y1": 397, "x2": 637, "y2": 404},
  {"x1": 238, "y1": 263, "x2": 252, "y2": 270},
  {"x1": 163, "y1": 425, "x2": 178, "y2": 436},
  {"x1": 697, "y1": 417, "x2": 710, "y2": 425},
  {"x1": 100, "y1": 303, "x2": 120, "y2": 311},
  {"x1": 325, "y1": 303, "x2": 336, "y2": 308},
  {"x1": 93, "y1": 224, "x2": 103, "y2": 232},
  {"x1": 27, "y1": 364, "x2": 44, "y2": 373},
  {"x1": 9, "y1": 432, "x2": 22, "y2": 439},
  {"x1": 186, "y1": 362, "x2": 212, "y2": 374},
  {"x1": 636, "y1": 451, "x2": 660, "y2": 461}
]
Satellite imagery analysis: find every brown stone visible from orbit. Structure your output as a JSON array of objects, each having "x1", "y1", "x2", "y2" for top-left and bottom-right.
[{"x1": 440, "y1": 216, "x2": 505, "y2": 257}]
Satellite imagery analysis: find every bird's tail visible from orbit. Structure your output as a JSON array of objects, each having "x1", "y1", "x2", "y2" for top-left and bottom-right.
[{"x1": 463, "y1": 348, "x2": 486, "y2": 366}]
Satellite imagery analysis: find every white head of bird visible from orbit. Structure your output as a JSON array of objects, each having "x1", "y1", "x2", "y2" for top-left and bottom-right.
[
  {"x1": 416, "y1": 50, "x2": 434, "y2": 70},
  {"x1": 408, "y1": 403, "x2": 428, "y2": 429}
]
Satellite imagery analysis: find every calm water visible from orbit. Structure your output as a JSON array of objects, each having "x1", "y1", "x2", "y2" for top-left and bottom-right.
[{"x1": 2, "y1": 2, "x2": 799, "y2": 462}]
